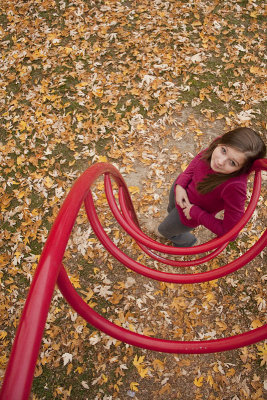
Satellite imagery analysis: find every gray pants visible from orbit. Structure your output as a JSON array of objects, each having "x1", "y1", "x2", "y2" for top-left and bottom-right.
[{"x1": 158, "y1": 182, "x2": 197, "y2": 247}]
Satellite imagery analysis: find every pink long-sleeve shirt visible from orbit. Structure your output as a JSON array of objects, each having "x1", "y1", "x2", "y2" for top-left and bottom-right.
[{"x1": 175, "y1": 152, "x2": 248, "y2": 238}]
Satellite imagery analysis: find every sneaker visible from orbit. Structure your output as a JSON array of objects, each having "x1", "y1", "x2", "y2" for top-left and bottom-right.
[
  {"x1": 143, "y1": 220, "x2": 163, "y2": 238},
  {"x1": 172, "y1": 237, "x2": 198, "y2": 247}
]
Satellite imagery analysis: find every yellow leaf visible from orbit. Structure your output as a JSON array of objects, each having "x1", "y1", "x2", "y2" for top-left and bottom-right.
[
  {"x1": 130, "y1": 382, "x2": 139, "y2": 392},
  {"x1": 17, "y1": 155, "x2": 25, "y2": 165},
  {"x1": 206, "y1": 292, "x2": 215, "y2": 302},
  {"x1": 158, "y1": 106, "x2": 167, "y2": 115},
  {"x1": 98, "y1": 155, "x2": 108, "y2": 162},
  {"x1": 159, "y1": 383, "x2": 171, "y2": 395},
  {"x1": 138, "y1": 367, "x2": 149, "y2": 378},
  {"x1": 207, "y1": 374, "x2": 213, "y2": 387},
  {"x1": 192, "y1": 20, "x2": 202, "y2": 26},
  {"x1": 128, "y1": 186, "x2": 140, "y2": 194},
  {"x1": 153, "y1": 359, "x2": 165, "y2": 371},
  {"x1": 76, "y1": 114, "x2": 84, "y2": 122},
  {"x1": 47, "y1": 33, "x2": 58, "y2": 41},
  {"x1": 67, "y1": 363, "x2": 73, "y2": 375},
  {"x1": 130, "y1": 88, "x2": 140, "y2": 95},
  {"x1": 216, "y1": 321, "x2": 227, "y2": 331},
  {"x1": 1, "y1": 194, "x2": 12, "y2": 210},
  {"x1": 250, "y1": 66, "x2": 265, "y2": 76},
  {"x1": 226, "y1": 368, "x2": 235, "y2": 377},
  {"x1": 18, "y1": 121, "x2": 27, "y2": 131},
  {"x1": 31, "y1": 49, "x2": 44, "y2": 60},
  {"x1": 40, "y1": 356, "x2": 48, "y2": 365},
  {"x1": 142, "y1": 327, "x2": 155, "y2": 336},
  {"x1": 171, "y1": 296, "x2": 187, "y2": 310},
  {"x1": 19, "y1": 132, "x2": 27, "y2": 141},
  {"x1": 113, "y1": 384, "x2": 120, "y2": 392},
  {"x1": 240, "y1": 347, "x2": 248, "y2": 363},
  {"x1": 17, "y1": 191, "x2": 25, "y2": 199},
  {"x1": 0, "y1": 330, "x2": 7, "y2": 340},
  {"x1": 0, "y1": 255, "x2": 9, "y2": 266},
  {"x1": 250, "y1": 11, "x2": 258, "y2": 18},
  {"x1": 133, "y1": 355, "x2": 145, "y2": 368},
  {"x1": 133, "y1": 355, "x2": 149, "y2": 377},
  {"x1": 45, "y1": 94, "x2": 58, "y2": 101},
  {"x1": 64, "y1": 47, "x2": 72, "y2": 55},
  {"x1": 151, "y1": 78, "x2": 161, "y2": 90},
  {"x1": 109, "y1": 293, "x2": 123, "y2": 305},
  {"x1": 34, "y1": 365, "x2": 43, "y2": 377},
  {"x1": 181, "y1": 162, "x2": 188, "y2": 171},
  {"x1": 114, "y1": 282, "x2": 125, "y2": 290},
  {"x1": 194, "y1": 376, "x2": 204, "y2": 387},
  {"x1": 251, "y1": 319, "x2": 263, "y2": 329},
  {"x1": 92, "y1": 88, "x2": 103, "y2": 97},
  {"x1": 257, "y1": 343, "x2": 267, "y2": 366},
  {"x1": 173, "y1": 327, "x2": 183, "y2": 338},
  {"x1": 69, "y1": 275, "x2": 81, "y2": 289},
  {"x1": 76, "y1": 82, "x2": 88, "y2": 88},
  {"x1": 44, "y1": 176, "x2": 53, "y2": 188}
]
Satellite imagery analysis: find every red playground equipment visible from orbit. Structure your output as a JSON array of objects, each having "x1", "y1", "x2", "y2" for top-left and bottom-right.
[{"x1": 1, "y1": 159, "x2": 267, "y2": 400}]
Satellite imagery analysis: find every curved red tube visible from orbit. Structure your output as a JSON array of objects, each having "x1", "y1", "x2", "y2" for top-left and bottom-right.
[{"x1": 0, "y1": 160, "x2": 266, "y2": 400}]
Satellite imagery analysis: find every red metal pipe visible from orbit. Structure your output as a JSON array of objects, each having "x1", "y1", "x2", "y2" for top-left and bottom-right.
[
  {"x1": 0, "y1": 163, "x2": 126, "y2": 400},
  {"x1": 1, "y1": 160, "x2": 266, "y2": 399}
]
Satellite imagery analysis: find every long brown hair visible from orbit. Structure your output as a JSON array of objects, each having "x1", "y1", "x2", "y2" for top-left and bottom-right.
[{"x1": 197, "y1": 127, "x2": 266, "y2": 194}]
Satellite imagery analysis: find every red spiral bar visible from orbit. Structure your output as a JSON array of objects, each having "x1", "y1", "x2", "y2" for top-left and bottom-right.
[
  {"x1": 104, "y1": 174, "x2": 229, "y2": 266},
  {"x1": 0, "y1": 160, "x2": 266, "y2": 400},
  {"x1": 84, "y1": 189, "x2": 267, "y2": 283}
]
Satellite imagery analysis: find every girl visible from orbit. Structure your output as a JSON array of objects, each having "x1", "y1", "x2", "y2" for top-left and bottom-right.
[{"x1": 158, "y1": 127, "x2": 266, "y2": 247}]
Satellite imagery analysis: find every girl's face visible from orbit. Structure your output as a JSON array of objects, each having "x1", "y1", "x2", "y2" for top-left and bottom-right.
[{"x1": 210, "y1": 145, "x2": 246, "y2": 174}]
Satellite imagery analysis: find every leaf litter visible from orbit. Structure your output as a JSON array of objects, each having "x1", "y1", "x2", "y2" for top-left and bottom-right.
[{"x1": 0, "y1": 0, "x2": 266, "y2": 399}]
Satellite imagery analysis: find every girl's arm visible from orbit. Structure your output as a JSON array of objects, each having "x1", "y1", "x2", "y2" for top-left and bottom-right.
[
  {"x1": 175, "y1": 152, "x2": 202, "y2": 188},
  {"x1": 189, "y1": 182, "x2": 247, "y2": 239}
]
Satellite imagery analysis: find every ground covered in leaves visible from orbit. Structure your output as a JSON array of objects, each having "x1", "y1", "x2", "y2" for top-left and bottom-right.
[{"x1": 0, "y1": 0, "x2": 266, "y2": 399}]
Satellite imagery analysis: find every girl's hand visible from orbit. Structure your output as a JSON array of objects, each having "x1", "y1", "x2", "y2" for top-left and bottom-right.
[
  {"x1": 183, "y1": 204, "x2": 193, "y2": 220},
  {"x1": 175, "y1": 185, "x2": 191, "y2": 208}
]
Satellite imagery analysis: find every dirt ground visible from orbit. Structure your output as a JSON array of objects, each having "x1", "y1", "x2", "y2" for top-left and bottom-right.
[{"x1": 125, "y1": 107, "x2": 225, "y2": 243}]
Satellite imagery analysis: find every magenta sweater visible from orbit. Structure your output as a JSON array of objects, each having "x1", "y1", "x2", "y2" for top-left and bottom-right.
[{"x1": 175, "y1": 152, "x2": 248, "y2": 238}]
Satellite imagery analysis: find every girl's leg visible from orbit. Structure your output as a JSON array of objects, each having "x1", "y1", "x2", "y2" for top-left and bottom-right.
[
  {"x1": 158, "y1": 207, "x2": 197, "y2": 247},
  {"x1": 167, "y1": 182, "x2": 176, "y2": 213}
]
